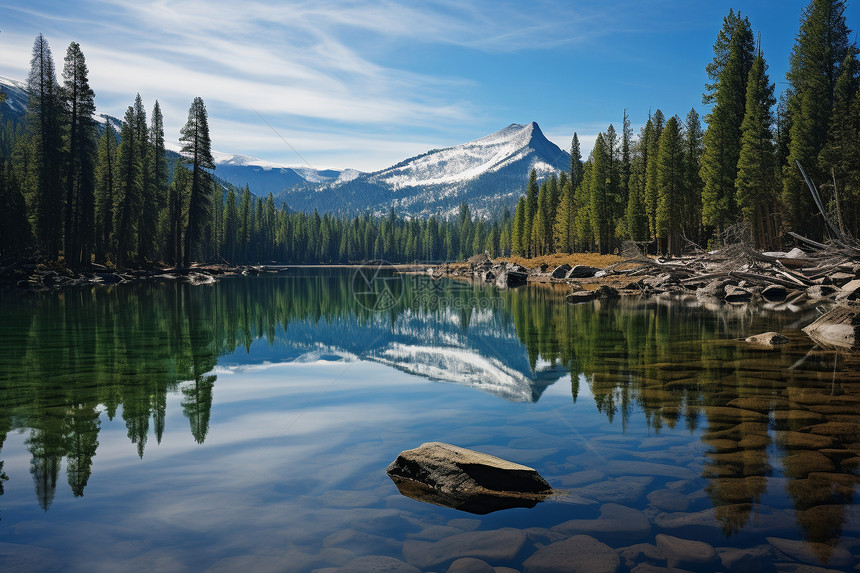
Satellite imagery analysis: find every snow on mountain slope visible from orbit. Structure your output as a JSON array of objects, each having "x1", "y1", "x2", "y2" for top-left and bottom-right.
[
  {"x1": 276, "y1": 121, "x2": 570, "y2": 217},
  {"x1": 373, "y1": 122, "x2": 561, "y2": 189},
  {"x1": 0, "y1": 76, "x2": 29, "y2": 116}
]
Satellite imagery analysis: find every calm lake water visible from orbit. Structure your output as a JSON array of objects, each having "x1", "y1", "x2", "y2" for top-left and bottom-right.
[{"x1": 1, "y1": 270, "x2": 859, "y2": 572}]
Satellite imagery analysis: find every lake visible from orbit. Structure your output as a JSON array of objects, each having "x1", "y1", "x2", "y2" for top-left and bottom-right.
[{"x1": 1, "y1": 269, "x2": 859, "y2": 572}]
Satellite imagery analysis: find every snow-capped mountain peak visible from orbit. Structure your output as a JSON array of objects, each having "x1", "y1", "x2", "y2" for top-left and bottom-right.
[{"x1": 371, "y1": 121, "x2": 563, "y2": 190}]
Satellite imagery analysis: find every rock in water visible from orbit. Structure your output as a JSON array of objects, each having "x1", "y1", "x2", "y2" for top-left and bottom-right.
[
  {"x1": 386, "y1": 442, "x2": 552, "y2": 515},
  {"x1": 495, "y1": 269, "x2": 527, "y2": 289},
  {"x1": 745, "y1": 332, "x2": 790, "y2": 347},
  {"x1": 802, "y1": 307, "x2": 860, "y2": 349}
]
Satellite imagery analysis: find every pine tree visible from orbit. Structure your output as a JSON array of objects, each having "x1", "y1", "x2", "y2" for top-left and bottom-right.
[
  {"x1": 112, "y1": 106, "x2": 139, "y2": 266},
  {"x1": 655, "y1": 116, "x2": 685, "y2": 255},
  {"x1": 61, "y1": 41, "x2": 97, "y2": 267},
  {"x1": 148, "y1": 101, "x2": 168, "y2": 261},
  {"x1": 626, "y1": 170, "x2": 649, "y2": 241},
  {"x1": 132, "y1": 95, "x2": 152, "y2": 263},
  {"x1": 523, "y1": 169, "x2": 539, "y2": 257},
  {"x1": 589, "y1": 132, "x2": 613, "y2": 254},
  {"x1": 512, "y1": 196, "x2": 526, "y2": 255},
  {"x1": 166, "y1": 160, "x2": 187, "y2": 266},
  {"x1": 239, "y1": 184, "x2": 251, "y2": 262},
  {"x1": 736, "y1": 50, "x2": 779, "y2": 249},
  {"x1": 24, "y1": 34, "x2": 63, "y2": 259},
  {"x1": 573, "y1": 162, "x2": 593, "y2": 250},
  {"x1": 783, "y1": 0, "x2": 855, "y2": 236},
  {"x1": 645, "y1": 110, "x2": 665, "y2": 236},
  {"x1": 621, "y1": 109, "x2": 633, "y2": 196},
  {"x1": 535, "y1": 179, "x2": 554, "y2": 254},
  {"x1": 700, "y1": 10, "x2": 755, "y2": 236},
  {"x1": 94, "y1": 123, "x2": 117, "y2": 260},
  {"x1": 819, "y1": 52, "x2": 860, "y2": 233},
  {"x1": 180, "y1": 97, "x2": 215, "y2": 267},
  {"x1": 570, "y1": 133, "x2": 584, "y2": 190},
  {"x1": 553, "y1": 180, "x2": 574, "y2": 253},
  {"x1": 223, "y1": 187, "x2": 238, "y2": 262},
  {"x1": 682, "y1": 109, "x2": 704, "y2": 243}
]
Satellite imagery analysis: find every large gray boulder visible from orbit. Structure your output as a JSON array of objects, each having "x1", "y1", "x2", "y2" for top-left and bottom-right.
[
  {"x1": 567, "y1": 265, "x2": 600, "y2": 279},
  {"x1": 495, "y1": 269, "x2": 528, "y2": 289},
  {"x1": 551, "y1": 264, "x2": 572, "y2": 278},
  {"x1": 387, "y1": 442, "x2": 552, "y2": 514}
]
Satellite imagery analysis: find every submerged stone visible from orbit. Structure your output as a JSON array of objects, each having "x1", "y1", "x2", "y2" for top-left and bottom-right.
[
  {"x1": 553, "y1": 503, "x2": 651, "y2": 544},
  {"x1": 386, "y1": 442, "x2": 552, "y2": 514},
  {"x1": 446, "y1": 557, "x2": 496, "y2": 573},
  {"x1": 523, "y1": 535, "x2": 620, "y2": 573},
  {"x1": 655, "y1": 534, "x2": 719, "y2": 570},
  {"x1": 402, "y1": 528, "x2": 527, "y2": 569}
]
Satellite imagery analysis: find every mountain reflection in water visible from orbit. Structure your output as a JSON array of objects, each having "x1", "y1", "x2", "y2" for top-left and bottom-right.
[{"x1": 0, "y1": 270, "x2": 859, "y2": 566}]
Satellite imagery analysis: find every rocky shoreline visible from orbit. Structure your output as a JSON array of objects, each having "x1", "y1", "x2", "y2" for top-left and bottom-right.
[
  {"x1": 0, "y1": 260, "x2": 281, "y2": 291},
  {"x1": 427, "y1": 247, "x2": 860, "y2": 349}
]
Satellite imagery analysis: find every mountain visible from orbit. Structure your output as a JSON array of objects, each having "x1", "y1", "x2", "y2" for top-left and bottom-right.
[
  {"x1": 275, "y1": 122, "x2": 569, "y2": 218},
  {"x1": 2, "y1": 74, "x2": 570, "y2": 218},
  {"x1": 0, "y1": 75, "x2": 29, "y2": 119},
  {"x1": 209, "y1": 150, "x2": 360, "y2": 197}
]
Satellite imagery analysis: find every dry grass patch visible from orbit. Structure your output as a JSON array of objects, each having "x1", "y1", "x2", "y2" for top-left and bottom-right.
[{"x1": 497, "y1": 252, "x2": 624, "y2": 270}]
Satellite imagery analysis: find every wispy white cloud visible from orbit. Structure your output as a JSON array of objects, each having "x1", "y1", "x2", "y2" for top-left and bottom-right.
[{"x1": 1, "y1": 0, "x2": 661, "y2": 169}]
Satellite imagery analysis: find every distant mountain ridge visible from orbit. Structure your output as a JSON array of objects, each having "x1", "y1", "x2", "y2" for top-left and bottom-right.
[
  {"x1": 273, "y1": 122, "x2": 569, "y2": 218},
  {"x1": 1, "y1": 75, "x2": 570, "y2": 218}
]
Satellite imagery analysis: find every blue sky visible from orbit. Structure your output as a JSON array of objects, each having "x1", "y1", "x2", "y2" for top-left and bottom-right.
[{"x1": 1, "y1": 0, "x2": 858, "y2": 172}]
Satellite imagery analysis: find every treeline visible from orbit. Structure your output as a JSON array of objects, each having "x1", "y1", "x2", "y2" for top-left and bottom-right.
[
  {"x1": 509, "y1": 1, "x2": 860, "y2": 255},
  {"x1": 0, "y1": 35, "x2": 217, "y2": 268},
  {"x1": 0, "y1": 34, "x2": 515, "y2": 266},
  {"x1": 3, "y1": 0, "x2": 857, "y2": 266},
  {"x1": 222, "y1": 199, "x2": 511, "y2": 263}
]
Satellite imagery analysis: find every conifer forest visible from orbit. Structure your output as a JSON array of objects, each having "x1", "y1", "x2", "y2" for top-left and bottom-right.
[{"x1": 1, "y1": 2, "x2": 859, "y2": 266}]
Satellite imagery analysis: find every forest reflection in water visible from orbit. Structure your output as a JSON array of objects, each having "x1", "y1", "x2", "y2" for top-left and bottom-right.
[{"x1": 0, "y1": 270, "x2": 858, "y2": 562}]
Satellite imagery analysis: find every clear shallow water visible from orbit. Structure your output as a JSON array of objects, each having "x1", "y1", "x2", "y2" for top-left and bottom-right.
[{"x1": 0, "y1": 271, "x2": 859, "y2": 572}]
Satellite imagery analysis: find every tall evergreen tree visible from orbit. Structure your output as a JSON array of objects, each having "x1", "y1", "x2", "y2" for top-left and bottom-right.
[
  {"x1": 644, "y1": 110, "x2": 665, "y2": 236},
  {"x1": 782, "y1": 0, "x2": 855, "y2": 236},
  {"x1": 112, "y1": 105, "x2": 141, "y2": 266},
  {"x1": 570, "y1": 133, "x2": 584, "y2": 191},
  {"x1": 166, "y1": 160, "x2": 187, "y2": 266},
  {"x1": 621, "y1": 109, "x2": 633, "y2": 197},
  {"x1": 24, "y1": 34, "x2": 63, "y2": 259},
  {"x1": 682, "y1": 108, "x2": 704, "y2": 243},
  {"x1": 61, "y1": 41, "x2": 97, "y2": 267},
  {"x1": 512, "y1": 196, "x2": 526, "y2": 256},
  {"x1": 94, "y1": 122, "x2": 117, "y2": 261},
  {"x1": 180, "y1": 97, "x2": 214, "y2": 267},
  {"x1": 736, "y1": 49, "x2": 779, "y2": 249},
  {"x1": 132, "y1": 95, "x2": 152, "y2": 263},
  {"x1": 148, "y1": 101, "x2": 168, "y2": 261},
  {"x1": 655, "y1": 116, "x2": 685, "y2": 255},
  {"x1": 626, "y1": 170, "x2": 649, "y2": 241},
  {"x1": 523, "y1": 169, "x2": 539, "y2": 257},
  {"x1": 589, "y1": 132, "x2": 614, "y2": 254},
  {"x1": 553, "y1": 180, "x2": 574, "y2": 253},
  {"x1": 700, "y1": 10, "x2": 755, "y2": 236}
]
